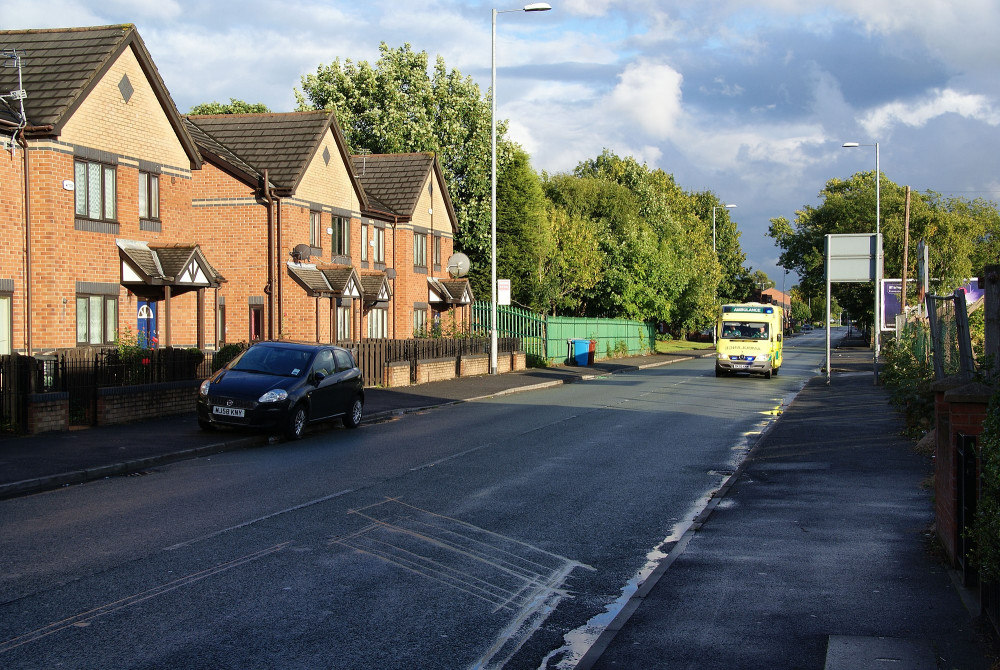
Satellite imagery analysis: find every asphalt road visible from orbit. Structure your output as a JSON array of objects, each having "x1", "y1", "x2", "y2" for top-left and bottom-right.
[{"x1": 0, "y1": 335, "x2": 827, "y2": 669}]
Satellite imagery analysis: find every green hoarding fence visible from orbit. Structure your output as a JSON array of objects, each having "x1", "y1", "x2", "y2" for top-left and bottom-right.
[{"x1": 471, "y1": 302, "x2": 655, "y2": 365}]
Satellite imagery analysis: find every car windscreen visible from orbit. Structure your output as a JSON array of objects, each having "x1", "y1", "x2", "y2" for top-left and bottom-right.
[
  {"x1": 230, "y1": 347, "x2": 312, "y2": 377},
  {"x1": 720, "y1": 321, "x2": 769, "y2": 339}
]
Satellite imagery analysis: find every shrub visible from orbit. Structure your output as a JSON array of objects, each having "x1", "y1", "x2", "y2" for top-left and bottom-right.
[
  {"x1": 212, "y1": 342, "x2": 247, "y2": 372},
  {"x1": 970, "y1": 389, "x2": 1000, "y2": 582}
]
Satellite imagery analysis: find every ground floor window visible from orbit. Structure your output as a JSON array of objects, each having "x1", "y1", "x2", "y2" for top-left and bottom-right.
[
  {"x1": 336, "y1": 304, "x2": 351, "y2": 341},
  {"x1": 413, "y1": 307, "x2": 428, "y2": 336},
  {"x1": 0, "y1": 294, "x2": 10, "y2": 355},
  {"x1": 76, "y1": 294, "x2": 118, "y2": 345},
  {"x1": 217, "y1": 302, "x2": 226, "y2": 345},
  {"x1": 367, "y1": 307, "x2": 387, "y2": 339}
]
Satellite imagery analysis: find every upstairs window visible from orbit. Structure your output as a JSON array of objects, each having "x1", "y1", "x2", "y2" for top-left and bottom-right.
[
  {"x1": 433, "y1": 235, "x2": 442, "y2": 269},
  {"x1": 75, "y1": 159, "x2": 116, "y2": 221},
  {"x1": 373, "y1": 226, "x2": 385, "y2": 264},
  {"x1": 139, "y1": 172, "x2": 159, "y2": 220},
  {"x1": 361, "y1": 224, "x2": 369, "y2": 262},
  {"x1": 332, "y1": 216, "x2": 350, "y2": 258},
  {"x1": 310, "y1": 211, "x2": 323, "y2": 249},
  {"x1": 414, "y1": 232, "x2": 427, "y2": 269}
]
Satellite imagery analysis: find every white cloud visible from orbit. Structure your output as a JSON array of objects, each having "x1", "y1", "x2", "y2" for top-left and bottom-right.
[
  {"x1": 861, "y1": 88, "x2": 1000, "y2": 137},
  {"x1": 606, "y1": 60, "x2": 684, "y2": 139}
]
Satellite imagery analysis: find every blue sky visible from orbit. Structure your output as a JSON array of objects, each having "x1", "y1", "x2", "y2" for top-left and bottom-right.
[{"x1": 5, "y1": 0, "x2": 999, "y2": 291}]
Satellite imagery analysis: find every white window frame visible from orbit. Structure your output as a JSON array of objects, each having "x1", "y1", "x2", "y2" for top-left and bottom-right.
[
  {"x1": 75, "y1": 159, "x2": 116, "y2": 221},
  {"x1": 139, "y1": 171, "x2": 159, "y2": 220},
  {"x1": 414, "y1": 232, "x2": 427, "y2": 268},
  {"x1": 367, "y1": 307, "x2": 387, "y2": 339}
]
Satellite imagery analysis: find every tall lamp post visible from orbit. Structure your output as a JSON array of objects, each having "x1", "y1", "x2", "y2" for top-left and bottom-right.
[
  {"x1": 842, "y1": 141, "x2": 881, "y2": 377},
  {"x1": 711, "y1": 203, "x2": 736, "y2": 345},
  {"x1": 491, "y1": 2, "x2": 551, "y2": 374}
]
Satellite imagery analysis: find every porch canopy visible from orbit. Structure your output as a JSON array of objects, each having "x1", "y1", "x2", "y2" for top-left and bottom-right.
[
  {"x1": 286, "y1": 262, "x2": 363, "y2": 300},
  {"x1": 118, "y1": 239, "x2": 224, "y2": 299},
  {"x1": 427, "y1": 277, "x2": 474, "y2": 306},
  {"x1": 359, "y1": 271, "x2": 393, "y2": 309},
  {"x1": 117, "y1": 239, "x2": 225, "y2": 348}
]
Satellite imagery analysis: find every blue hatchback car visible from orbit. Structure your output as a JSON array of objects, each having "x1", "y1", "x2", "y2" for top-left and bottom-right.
[{"x1": 197, "y1": 341, "x2": 364, "y2": 440}]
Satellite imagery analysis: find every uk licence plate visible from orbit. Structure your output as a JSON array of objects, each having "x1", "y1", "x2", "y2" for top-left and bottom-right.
[
  {"x1": 732, "y1": 363, "x2": 749, "y2": 369},
  {"x1": 213, "y1": 406, "x2": 245, "y2": 417}
]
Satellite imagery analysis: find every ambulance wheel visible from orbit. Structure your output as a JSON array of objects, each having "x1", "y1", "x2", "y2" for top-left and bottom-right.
[{"x1": 764, "y1": 368, "x2": 772, "y2": 379}]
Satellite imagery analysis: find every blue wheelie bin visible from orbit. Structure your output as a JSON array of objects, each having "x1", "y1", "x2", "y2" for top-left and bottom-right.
[{"x1": 569, "y1": 339, "x2": 590, "y2": 366}]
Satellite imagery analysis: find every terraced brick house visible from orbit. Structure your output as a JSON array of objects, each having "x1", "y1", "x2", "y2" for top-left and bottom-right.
[
  {"x1": 1, "y1": 23, "x2": 472, "y2": 356},
  {"x1": 0, "y1": 24, "x2": 222, "y2": 354},
  {"x1": 349, "y1": 152, "x2": 472, "y2": 338}
]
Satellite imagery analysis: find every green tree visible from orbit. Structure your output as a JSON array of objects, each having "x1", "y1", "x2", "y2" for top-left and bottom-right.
[
  {"x1": 749, "y1": 269, "x2": 774, "y2": 291},
  {"x1": 769, "y1": 171, "x2": 1000, "y2": 329},
  {"x1": 295, "y1": 43, "x2": 505, "y2": 285},
  {"x1": 533, "y1": 206, "x2": 604, "y2": 315},
  {"x1": 188, "y1": 99, "x2": 271, "y2": 114},
  {"x1": 691, "y1": 191, "x2": 753, "y2": 304},
  {"x1": 495, "y1": 146, "x2": 549, "y2": 306}
]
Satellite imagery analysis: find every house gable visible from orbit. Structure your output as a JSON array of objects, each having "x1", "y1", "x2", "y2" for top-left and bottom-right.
[
  {"x1": 0, "y1": 25, "x2": 200, "y2": 169},
  {"x1": 60, "y1": 45, "x2": 191, "y2": 171},
  {"x1": 296, "y1": 128, "x2": 362, "y2": 215}
]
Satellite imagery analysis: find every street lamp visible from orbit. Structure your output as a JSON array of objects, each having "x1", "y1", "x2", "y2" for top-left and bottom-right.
[
  {"x1": 491, "y1": 2, "x2": 551, "y2": 375},
  {"x1": 842, "y1": 141, "x2": 881, "y2": 376},
  {"x1": 711, "y1": 203, "x2": 736, "y2": 345}
]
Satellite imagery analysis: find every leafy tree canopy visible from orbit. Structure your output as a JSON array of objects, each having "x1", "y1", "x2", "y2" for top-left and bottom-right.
[
  {"x1": 296, "y1": 43, "x2": 509, "y2": 278},
  {"x1": 188, "y1": 99, "x2": 271, "y2": 114}
]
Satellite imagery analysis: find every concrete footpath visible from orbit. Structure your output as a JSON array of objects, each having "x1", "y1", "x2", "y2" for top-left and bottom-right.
[
  {"x1": 581, "y1": 344, "x2": 997, "y2": 670},
  {"x1": 0, "y1": 340, "x2": 996, "y2": 668}
]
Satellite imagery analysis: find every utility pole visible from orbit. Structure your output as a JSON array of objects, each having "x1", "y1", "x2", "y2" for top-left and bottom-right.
[{"x1": 901, "y1": 186, "x2": 911, "y2": 316}]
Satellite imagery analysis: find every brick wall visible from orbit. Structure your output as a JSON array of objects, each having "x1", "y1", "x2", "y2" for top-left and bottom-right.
[
  {"x1": 459, "y1": 353, "x2": 488, "y2": 377},
  {"x1": 416, "y1": 357, "x2": 457, "y2": 384},
  {"x1": 383, "y1": 360, "x2": 410, "y2": 388},
  {"x1": 934, "y1": 378, "x2": 993, "y2": 567},
  {"x1": 26, "y1": 392, "x2": 69, "y2": 434},
  {"x1": 96, "y1": 381, "x2": 201, "y2": 426}
]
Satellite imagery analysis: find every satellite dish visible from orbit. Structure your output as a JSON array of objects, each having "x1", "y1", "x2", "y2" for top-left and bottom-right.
[
  {"x1": 290, "y1": 243, "x2": 311, "y2": 261},
  {"x1": 446, "y1": 252, "x2": 470, "y2": 278}
]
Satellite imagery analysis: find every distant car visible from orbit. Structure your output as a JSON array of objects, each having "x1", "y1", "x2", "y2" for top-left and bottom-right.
[
  {"x1": 197, "y1": 341, "x2": 364, "y2": 440},
  {"x1": 802, "y1": 324, "x2": 814, "y2": 332}
]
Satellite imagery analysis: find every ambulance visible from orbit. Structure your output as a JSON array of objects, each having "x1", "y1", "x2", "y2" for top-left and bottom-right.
[{"x1": 715, "y1": 303, "x2": 784, "y2": 378}]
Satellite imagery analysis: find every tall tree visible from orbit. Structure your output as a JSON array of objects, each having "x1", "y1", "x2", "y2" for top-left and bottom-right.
[
  {"x1": 495, "y1": 146, "x2": 549, "y2": 305},
  {"x1": 188, "y1": 99, "x2": 271, "y2": 114},
  {"x1": 691, "y1": 191, "x2": 753, "y2": 303},
  {"x1": 296, "y1": 43, "x2": 506, "y2": 287},
  {"x1": 769, "y1": 171, "x2": 999, "y2": 326}
]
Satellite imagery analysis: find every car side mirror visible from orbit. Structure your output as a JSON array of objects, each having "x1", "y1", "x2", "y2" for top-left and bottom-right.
[
  {"x1": 313, "y1": 370, "x2": 327, "y2": 384},
  {"x1": 777, "y1": 334, "x2": 782, "y2": 342}
]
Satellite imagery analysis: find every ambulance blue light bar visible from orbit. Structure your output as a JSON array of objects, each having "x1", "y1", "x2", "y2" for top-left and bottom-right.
[{"x1": 722, "y1": 305, "x2": 774, "y2": 314}]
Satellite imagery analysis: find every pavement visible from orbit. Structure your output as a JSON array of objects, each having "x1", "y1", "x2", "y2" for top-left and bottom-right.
[{"x1": 1, "y1": 336, "x2": 996, "y2": 668}]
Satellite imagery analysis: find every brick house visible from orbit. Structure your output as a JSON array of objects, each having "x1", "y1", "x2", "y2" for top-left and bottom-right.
[
  {"x1": 1, "y1": 24, "x2": 471, "y2": 354},
  {"x1": 183, "y1": 110, "x2": 372, "y2": 345},
  {"x1": 0, "y1": 25, "x2": 222, "y2": 353},
  {"x1": 349, "y1": 152, "x2": 473, "y2": 338}
]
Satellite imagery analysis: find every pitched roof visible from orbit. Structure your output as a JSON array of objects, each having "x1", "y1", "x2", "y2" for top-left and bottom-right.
[
  {"x1": 0, "y1": 25, "x2": 200, "y2": 166},
  {"x1": 350, "y1": 152, "x2": 459, "y2": 232},
  {"x1": 185, "y1": 111, "x2": 366, "y2": 206}
]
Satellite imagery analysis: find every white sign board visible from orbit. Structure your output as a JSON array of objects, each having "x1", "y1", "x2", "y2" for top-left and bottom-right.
[
  {"x1": 825, "y1": 233, "x2": 879, "y2": 282},
  {"x1": 497, "y1": 279, "x2": 511, "y2": 306}
]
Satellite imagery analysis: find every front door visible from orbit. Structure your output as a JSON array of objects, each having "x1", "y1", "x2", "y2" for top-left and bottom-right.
[{"x1": 137, "y1": 300, "x2": 158, "y2": 348}]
